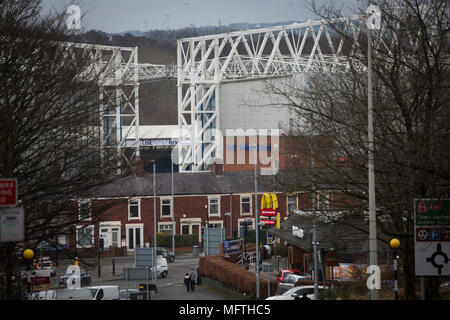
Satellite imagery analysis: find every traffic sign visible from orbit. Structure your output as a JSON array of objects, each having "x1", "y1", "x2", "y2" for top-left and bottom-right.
[
  {"x1": 414, "y1": 199, "x2": 450, "y2": 276},
  {"x1": 0, "y1": 206, "x2": 24, "y2": 242},
  {"x1": 0, "y1": 178, "x2": 17, "y2": 207}
]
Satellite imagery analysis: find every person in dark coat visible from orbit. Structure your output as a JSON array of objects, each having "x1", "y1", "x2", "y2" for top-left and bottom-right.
[
  {"x1": 189, "y1": 267, "x2": 197, "y2": 292},
  {"x1": 184, "y1": 273, "x2": 190, "y2": 292}
]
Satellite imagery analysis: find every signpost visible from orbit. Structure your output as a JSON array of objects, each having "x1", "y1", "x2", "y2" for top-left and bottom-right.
[
  {"x1": 0, "y1": 206, "x2": 24, "y2": 242},
  {"x1": 414, "y1": 199, "x2": 450, "y2": 280}
]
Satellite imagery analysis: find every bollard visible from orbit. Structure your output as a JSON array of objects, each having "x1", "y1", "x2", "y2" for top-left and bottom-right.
[
  {"x1": 394, "y1": 254, "x2": 398, "y2": 300},
  {"x1": 113, "y1": 259, "x2": 115, "y2": 275}
]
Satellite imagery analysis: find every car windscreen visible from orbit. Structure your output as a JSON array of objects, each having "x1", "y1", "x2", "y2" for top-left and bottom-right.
[{"x1": 284, "y1": 275, "x2": 298, "y2": 283}]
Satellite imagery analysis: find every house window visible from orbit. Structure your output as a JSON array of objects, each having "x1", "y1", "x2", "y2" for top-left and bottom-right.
[
  {"x1": 317, "y1": 193, "x2": 330, "y2": 211},
  {"x1": 128, "y1": 199, "x2": 140, "y2": 220},
  {"x1": 241, "y1": 196, "x2": 251, "y2": 215},
  {"x1": 239, "y1": 219, "x2": 254, "y2": 237},
  {"x1": 78, "y1": 200, "x2": 91, "y2": 221},
  {"x1": 208, "y1": 197, "x2": 220, "y2": 216},
  {"x1": 207, "y1": 222, "x2": 223, "y2": 229},
  {"x1": 76, "y1": 225, "x2": 94, "y2": 248},
  {"x1": 288, "y1": 196, "x2": 297, "y2": 214},
  {"x1": 181, "y1": 225, "x2": 190, "y2": 235},
  {"x1": 159, "y1": 223, "x2": 174, "y2": 235},
  {"x1": 161, "y1": 199, "x2": 172, "y2": 217}
]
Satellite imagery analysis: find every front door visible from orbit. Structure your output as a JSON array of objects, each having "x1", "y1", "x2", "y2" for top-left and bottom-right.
[
  {"x1": 100, "y1": 228, "x2": 110, "y2": 248},
  {"x1": 111, "y1": 228, "x2": 119, "y2": 248},
  {"x1": 192, "y1": 224, "x2": 200, "y2": 242},
  {"x1": 126, "y1": 225, "x2": 143, "y2": 251}
]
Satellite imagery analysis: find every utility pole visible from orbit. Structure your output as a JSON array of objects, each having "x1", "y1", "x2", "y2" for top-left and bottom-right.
[
  {"x1": 152, "y1": 160, "x2": 157, "y2": 285},
  {"x1": 311, "y1": 123, "x2": 319, "y2": 300},
  {"x1": 254, "y1": 144, "x2": 260, "y2": 299},
  {"x1": 171, "y1": 158, "x2": 175, "y2": 257},
  {"x1": 367, "y1": 27, "x2": 378, "y2": 301}
]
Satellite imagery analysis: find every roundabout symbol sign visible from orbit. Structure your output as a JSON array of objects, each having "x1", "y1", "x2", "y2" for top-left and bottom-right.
[{"x1": 414, "y1": 199, "x2": 450, "y2": 276}]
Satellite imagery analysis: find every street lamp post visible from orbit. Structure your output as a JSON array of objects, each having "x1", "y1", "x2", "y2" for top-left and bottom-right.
[
  {"x1": 367, "y1": 26, "x2": 378, "y2": 301},
  {"x1": 152, "y1": 160, "x2": 157, "y2": 285},
  {"x1": 171, "y1": 157, "x2": 175, "y2": 257},
  {"x1": 310, "y1": 123, "x2": 319, "y2": 300},
  {"x1": 254, "y1": 144, "x2": 260, "y2": 299},
  {"x1": 366, "y1": 4, "x2": 382, "y2": 300}
]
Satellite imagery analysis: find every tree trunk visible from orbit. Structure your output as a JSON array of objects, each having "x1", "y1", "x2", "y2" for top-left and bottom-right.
[
  {"x1": 401, "y1": 238, "x2": 417, "y2": 300},
  {"x1": 425, "y1": 277, "x2": 441, "y2": 300},
  {"x1": 3, "y1": 243, "x2": 18, "y2": 300}
]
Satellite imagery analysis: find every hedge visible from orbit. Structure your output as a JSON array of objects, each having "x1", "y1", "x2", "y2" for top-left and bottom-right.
[
  {"x1": 156, "y1": 233, "x2": 198, "y2": 248},
  {"x1": 244, "y1": 229, "x2": 269, "y2": 245},
  {"x1": 199, "y1": 255, "x2": 277, "y2": 299}
]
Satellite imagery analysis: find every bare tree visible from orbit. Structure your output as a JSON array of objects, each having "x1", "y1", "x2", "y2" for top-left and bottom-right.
[
  {"x1": 266, "y1": 0, "x2": 449, "y2": 299},
  {"x1": 0, "y1": 0, "x2": 128, "y2": 299}
]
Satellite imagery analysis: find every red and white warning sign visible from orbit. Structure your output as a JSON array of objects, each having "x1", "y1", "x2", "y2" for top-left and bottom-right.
[{"x1": 0, "y1": 179, "x2": 17, "y2": 207}]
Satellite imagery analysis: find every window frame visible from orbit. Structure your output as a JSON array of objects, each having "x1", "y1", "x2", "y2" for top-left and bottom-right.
[
  {"x1": 158, "y1": 222, "x2": 175, "y2": 235},
  {"x1": 78, "y1": 199, "x2": 92, "y2": 222},
  {"x1": 287, "y1": 195, "x2": 297, "y2": 215},
  {"x1": 160, "y1": 197, "x2": 173, "y2": 219},
  {"x1": 208, "y1": 196, "x2": 220, "y2": 217},
  {"x1": 76, "y1": 225, "x2": 94, "y2": 248},
  {"x1": 240, "y1": 194, "x2": 252, "y2": 216},
  {"x1": 128, "y1": 198, "x2": 141, "y2": 220}
]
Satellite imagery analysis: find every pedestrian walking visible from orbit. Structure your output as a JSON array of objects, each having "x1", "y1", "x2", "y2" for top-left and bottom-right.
[
  {"x1": 184, "y1": 273, "x2": 190, "y2": 292},
  {"x1": 189, "y1": 267, "x2": 197, "y2": 292}
]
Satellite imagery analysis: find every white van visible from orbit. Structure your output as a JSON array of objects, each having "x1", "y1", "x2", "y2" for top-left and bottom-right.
[
  {"x1": 90, "y1": 286, "x2": 120, "y2": 300},
  {"x1": 36, "y1": 288, "x2": 93, "y2": 300},
  {"x1": 155, "y1": 256, "x2": 168, "y2": 278},
  {"x1": 36, "y1": 286, "x2": 120, "y2": 300}
]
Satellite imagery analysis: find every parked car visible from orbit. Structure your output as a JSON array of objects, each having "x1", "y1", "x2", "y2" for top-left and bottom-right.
[
  {"x1": 36, "y1": 258, "x2": 56, "y2": 277},
  {"x1": 276, "y1": 274, "x2": 312, "y2": 295},
  {"x1": 36, "y1": 241, "x2": 68, "y2": 253},
  {"x1": 59, "y1": 267, "x2": 92, "y2": 288},
  {"x1": 266, "y1": 285, "x2": 327, "y2": 300},
  {"x1": 150, "y1": 247, "x2": 175, "y2": 262},
  {"x1": 276, "y1": 269, "x2": 302, "y2": 283},
  {"x1": 120, "y1": 289, "x2": 148, "y2": 300}
]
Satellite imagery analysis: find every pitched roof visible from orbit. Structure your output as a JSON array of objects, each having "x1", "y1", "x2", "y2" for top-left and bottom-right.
[
  {"x1": 268, "y1": 211, "x2": 386, "y2": 258},
  {"x1": 91, "y1": 170, "x2": 293, "y2": 198}
]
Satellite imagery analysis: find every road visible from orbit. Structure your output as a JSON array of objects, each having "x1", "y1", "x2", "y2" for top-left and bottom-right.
[{"x1": 48, "y1": 253, "x2": 227, "y2": 300}]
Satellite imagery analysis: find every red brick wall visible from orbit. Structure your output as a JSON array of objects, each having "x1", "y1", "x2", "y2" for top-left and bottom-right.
[{"x1": 69, "y1": 189, "x2": 358, "y2": 254}]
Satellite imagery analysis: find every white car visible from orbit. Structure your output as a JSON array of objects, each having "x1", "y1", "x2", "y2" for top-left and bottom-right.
[{"x1": 266, "y1": 285, "x2": 327, "y2": 300}]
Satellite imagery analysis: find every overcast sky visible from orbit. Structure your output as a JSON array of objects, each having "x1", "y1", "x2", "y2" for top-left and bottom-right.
[{"x1": 41, "y1": 0, "x2": 358, "y2": 33}]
